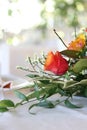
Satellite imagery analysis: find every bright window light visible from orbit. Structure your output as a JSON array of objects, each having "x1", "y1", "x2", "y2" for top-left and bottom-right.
[{"x1": 0, "y1": 0, "x2": 42, "y2": 34}]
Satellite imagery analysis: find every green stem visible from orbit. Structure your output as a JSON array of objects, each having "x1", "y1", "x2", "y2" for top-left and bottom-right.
[
  {"x1": 53, "y1": 29, "x2": 68, "y2": 48},
  {"x1": 74, "y1": 26, "x2": 77, "y2": 38}
]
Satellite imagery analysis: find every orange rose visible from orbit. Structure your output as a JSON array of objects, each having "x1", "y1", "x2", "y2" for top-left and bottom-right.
[
  {"x1": 68, "y1": 34, "x2": 86, "y2": 51},
  {"x1": 44, "y1": 51, "x2": 68, "y2": 75}
]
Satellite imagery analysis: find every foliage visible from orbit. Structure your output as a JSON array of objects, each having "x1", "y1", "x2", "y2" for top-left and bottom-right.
[{"x1": 38, "y1": 0, "x2": 87, "y2": 29}]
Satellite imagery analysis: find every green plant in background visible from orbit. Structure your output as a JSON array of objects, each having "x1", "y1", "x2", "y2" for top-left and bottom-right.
[
  {"x1": 38, "y1": 0, "x2": 87, "y2": 29},
  {"x1": 0, "y1": 0, "x2": 87, "y2": 44}
]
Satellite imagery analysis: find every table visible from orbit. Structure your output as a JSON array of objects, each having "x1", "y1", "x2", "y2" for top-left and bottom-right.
[{"x1": 0, "y1": 89, "x2": 87, "y2": 130}]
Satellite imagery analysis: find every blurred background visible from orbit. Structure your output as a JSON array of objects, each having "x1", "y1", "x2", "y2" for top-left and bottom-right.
[{"x1": 0, "y1": 0, "x2": 87, "y2": 78}]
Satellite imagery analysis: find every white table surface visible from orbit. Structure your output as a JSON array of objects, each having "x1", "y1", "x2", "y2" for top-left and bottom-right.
[{"x1": 0, "y1": 89, "x2": 87, "y2": 130}]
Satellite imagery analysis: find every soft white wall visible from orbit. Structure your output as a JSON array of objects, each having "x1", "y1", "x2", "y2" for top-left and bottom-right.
[
  {"x1": 9, "y1": 41, "x2": 59, "y2": 77},
  {"x1": 0, "y1": 44, "x2": 10, "y2": 75},
  {"x1": 0, "y1": 39, "x2": 59, "y2": 77}
]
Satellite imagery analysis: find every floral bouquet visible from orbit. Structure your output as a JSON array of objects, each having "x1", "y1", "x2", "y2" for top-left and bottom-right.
[{"x1": 0, "y1": 28, "x2": 87, "y2": 113}]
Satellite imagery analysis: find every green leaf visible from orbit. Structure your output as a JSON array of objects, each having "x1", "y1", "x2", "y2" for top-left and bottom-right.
[
  {"x1": 64, "y1": 100, "x2": 81, "y2": 108},
  {"x1": 34, "y1": 83, "x2": 40, "y2": 100},
  {"x1": 29, "y1": 103, "x2": 38, "y2": 111},
  {"x1": 15, "y1": 102, "x2": 22, "y2": 107},
  {"x1": 61, "y1": 50, "x2": 79, "y2": 58},
  {"x1": 27, "y1": 83, "x2": 66, "y2": 101},
  {"x1": 14, "y1": 90, "x2": 28, "y2": 101},
  {"x1": 57, "y1": 87, "x2": 68, "y2": 96},
  {"x1": 0, "y1": 100, "x2": 15, "y2": 107},
  {"x1": 27, "y1": 88, "x2": 45, "y2": 101},
  {"x1": 0, "y1": 107, "x2": 8, "y2": 112},
  {"x1": 27, "y1": 83, "x2": 65, "y2": 101},
  {"x1": 38, "y1": 79, "x2": 50, "y2": 84},
  {"x1": 75, "y1": 74, "x2": 85, "y2": 81},
  {"x1": 29, "y1": 100, "x2": 55, "y2": 112},
  {"x1": 26, "y1": 74, "x2": 38, "y2": 78},
  {"x1": 37, "y1": 100, "x2": 55, "y2": 108},
  {"x1": 73, "y1": 59, "x2": 87, "y2": 73},
  {"x1": 64, "y1": 80, "x2": 77, "y2": 88},
  {"x1": 80, "y1": 79, "x2": 87, "y2": 85}
]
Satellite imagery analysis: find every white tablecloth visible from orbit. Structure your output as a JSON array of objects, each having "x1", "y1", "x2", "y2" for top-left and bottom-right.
[{"x1": 0, "y1": 90, "x2": 87, "y2": 130}]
